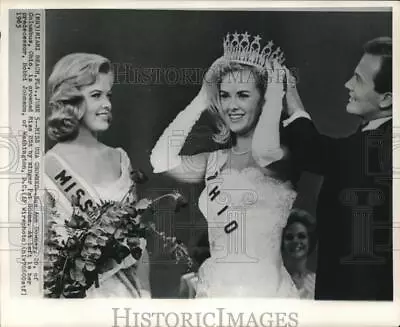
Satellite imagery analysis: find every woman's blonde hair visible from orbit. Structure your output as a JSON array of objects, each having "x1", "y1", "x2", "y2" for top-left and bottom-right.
[
  {"x1": 47, "y1": 53, "x2": 113, "y2": 142},
  {"x1": 204, "y1": 60, "x2": 269, "y2": 145}
]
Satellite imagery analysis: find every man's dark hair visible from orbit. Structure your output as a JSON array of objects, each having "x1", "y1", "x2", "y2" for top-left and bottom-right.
[{"x1": 363, "y1": 37, "x2": 392, "y2": 94}]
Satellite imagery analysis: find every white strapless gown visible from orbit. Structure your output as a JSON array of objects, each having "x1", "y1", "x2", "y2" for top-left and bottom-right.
[{"x1": 196, "y1": 150, "x2": 299, "y2": 298}]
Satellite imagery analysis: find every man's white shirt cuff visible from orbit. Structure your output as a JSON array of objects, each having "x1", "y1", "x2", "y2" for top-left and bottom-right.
[{"x1": 283, "y1": 111, "x2": 311, "y2": 127}]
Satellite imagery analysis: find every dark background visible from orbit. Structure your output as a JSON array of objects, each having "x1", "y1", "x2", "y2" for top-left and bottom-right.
[{"x1": 45, "y1": 9, "x2": 392, "y2": 298}]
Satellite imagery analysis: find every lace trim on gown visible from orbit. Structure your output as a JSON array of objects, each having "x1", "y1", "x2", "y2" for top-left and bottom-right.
[{"x1": 196, "y1": 149, "x2": 299, "y2": 298}]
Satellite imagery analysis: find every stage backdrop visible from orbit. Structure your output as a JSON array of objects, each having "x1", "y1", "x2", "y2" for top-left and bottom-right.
[{"x1": 45, "y1": 9, "x2": 391, "y2": 298}]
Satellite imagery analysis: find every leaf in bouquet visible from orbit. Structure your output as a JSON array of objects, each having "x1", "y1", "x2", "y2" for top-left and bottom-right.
[
  {"x1": 64, "y1": 218, "x2": 79, "y2": 229},
  {"x1": 173, "y1": 192, "x2": 188, "y2": 212},
  {"x1": 130, "y1": 215, "x2": 142, "y2": 226},
  {"x1": 45, "y1": 238, "x2": 63, "y2": 249},
  {"x1": 130, "y1": 169, "x2": 148, "y2": 184},
  {"x1": 66, "y1": 237, "x2": 77, "y2": 248},
  {"x1": 163, "y1": 235, "x2": 176, "y2": 248},
  {"x1": 98, "y1": 213, "x2": 114, "y2": 225},
  {"x1": 91, "y1": 201, "x2": 113, "y2": 223},
  {"x1": 47, "y1": 254, "x2": 62, "y2": 264},
  {"x1": 85, "y1": 249, "x2": 101, "y2": 261},
  {"x1": 44, "y1": 283, "x2": 59, "y2": 297},
  {"x1": 70, "y1": 267, "x2": 85, "y2": 283},
  {"x1": 127, "y1": 237, "x2": 140, "y2": 248},
  {"x1": 80, "y1": 247, "x2": 90, "y2": 260},
  {"x1": 96, "y1": 255, "x2": 116, "y2": 274},
  {"x1": 43, "y1": 273, "x2": 54, "y2": 285},
  {"x1": 86, "y1": 246, "x2": 101, "y2": 256},
  {"x1": 80, "y1": 220, "x2": 90, "y2": 229},
  {"x1": 84, "y1": 235, "x2": 99, "y2": 247},
  {"x1": 99, "y1": 199, "x2": 110, "y2": 207},
  {"x1": 44, "y1": 282, "x2": 60, "y2": 298},
  {"x1": 75, "y1": 258, "x2": 86, "y2": 270},
  {"x1": 84, "y1": 261, "x2": 96, "y2": 272},
  {"x1": 45, "y1": 233, "x2": 61, "y2": 245},
  {"x1": 123, "y1": 223, "x2": 132, "y2": 233},
  {"x1": 46, "y1": 220, "x2": 57, "y2": 228},
  {"x1": 70, "y1": 195, "x2": 80, "y2": 207},
  {"x1": 91, "y1": 252, "x2": 102, "y2": 261},
  {"x1": 72, "y1": 202, "x2": 86, "y2": 214},
  {"x1": 102, "y1": 205, "x2": 117, "y2": 216},
  {"x1": 46, "y1": 247, "x2": 61, "y2": 256},
  {"x1": 83, "y1": 245, "x2": 98, "y2": 254},
  {"x1": 130, "y1": 246, "x2": 143, "y2": 260},
  {"x1": 43, "y1": 287, "x2": 55, "y2": 297},
  {"x1": 66, "y1": 214, "x2": 90, "y2": 230},
  {"x1": 113, "y1": 243, "x2": 131, "y2": 263},
  {"x1": 119, "y1": 212, "x2": 132, "y2": 222},
  {"x1": 66, "y1": 249, "x2": 81, "y2": 259},
  {"x1": 43, "y1": 260, "x2": 55, "y2": 270},
  {"x1": 95, "y1": 235, "x2": 108, "y2": 247},
  {"x1": 43, "y1": 268, "x2": 59, "y2": 283},
  {"x1": 125, "y1": 206, "x2": 137, "y2": 218},
  {"x1": 134, "y1": 198, "x2": 153, "y2": 211},
  {"x1": 47, "y1": 228, "x2": 58, "y2": 237},
  {"x1": 97, "y1": 224, "x2": 116, "y2": 235},
  {"x1": 108, "y1": 215, "x2": 122, "y2": 225},
  {"x1": 63, "y1": 282, "x2": 86, "y2": 298},
  {"x1": 89, "y1": 228, "x2": 105, "y2": 237},
  {"x1": 45, "y1": 190, "x2": 56, "y2": 207},
  {"x1": 114, "y1": 228, "x2": 127, "y2": 240}
]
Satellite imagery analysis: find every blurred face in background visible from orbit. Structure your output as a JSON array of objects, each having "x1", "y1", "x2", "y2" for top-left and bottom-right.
[{"x1": 282, "y1": 222, "x2": 309, "y2": 260}]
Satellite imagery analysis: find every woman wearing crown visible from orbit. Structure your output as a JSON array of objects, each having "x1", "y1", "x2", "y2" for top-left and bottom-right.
[{"x1": 150, "y1": 32, "x2": 299, "y2": 297}]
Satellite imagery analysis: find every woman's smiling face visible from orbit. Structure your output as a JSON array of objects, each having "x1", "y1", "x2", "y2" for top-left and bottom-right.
[
  {"x1": 80, "y1": 73, "x2": 113, "y2": 132},
  {"x1": 283, "y1": 222, "x2": 310, "y2": 260},
  {"x1": 218, "y1": 68, "x2": 263, "y2": 136}
]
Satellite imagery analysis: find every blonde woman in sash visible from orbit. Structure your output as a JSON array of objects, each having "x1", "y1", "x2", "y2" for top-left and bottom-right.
[
  {"x1": 44, "y1": 53, "x2": 151, "y2": 298},
  {"x1": 150, "y1": 32, "x2": 299, "y2": 297}
]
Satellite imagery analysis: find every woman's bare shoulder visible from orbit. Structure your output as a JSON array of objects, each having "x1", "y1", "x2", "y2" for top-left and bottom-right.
[{"x1": 44, "y1": 143, "x2": 65, "y2": 161}]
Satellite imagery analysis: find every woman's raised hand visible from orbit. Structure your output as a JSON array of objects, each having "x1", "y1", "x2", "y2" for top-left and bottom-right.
[
  {"x1": 264, "y1": 60, "x2": 286, "y2": 105},
  {"x1": 251, "y1": 60, "x2": 286, "y2": 167},
  {"x1": 203, "y1": 56, "x2": 228, "y2": 85},
  {"x1": 201, "y1": 56, "x2": 229, "y2": 103},
  {"x1": 282, "y1": 66, "x2": 306, "y2": 116}
]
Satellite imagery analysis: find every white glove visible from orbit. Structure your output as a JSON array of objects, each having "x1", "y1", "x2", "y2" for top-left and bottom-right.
[
  {"x1": 150, "y1": 57, "x2": 228, "y2": 173},
  {"x1": 251, "y1": 60, "x2": 286, "y2": 167},
  {"x1": 150, "y1": 87, "x2": 208, "y2": 173}
]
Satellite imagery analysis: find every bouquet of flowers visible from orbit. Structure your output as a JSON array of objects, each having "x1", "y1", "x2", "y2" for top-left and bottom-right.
[{"x1": 43, "y1": 169, "x2": 191, "y2": 298}]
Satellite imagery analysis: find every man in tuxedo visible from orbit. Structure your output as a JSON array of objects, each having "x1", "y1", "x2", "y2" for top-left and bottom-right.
[{"x1": 282, "y1": 37, "x2": 392, "y2": 300}]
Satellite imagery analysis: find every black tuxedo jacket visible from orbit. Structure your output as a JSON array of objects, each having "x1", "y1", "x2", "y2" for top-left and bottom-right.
[{"x1": 283, "y1": 117, "x2": 393, "y2": 301}]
